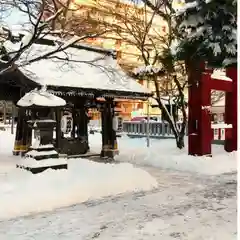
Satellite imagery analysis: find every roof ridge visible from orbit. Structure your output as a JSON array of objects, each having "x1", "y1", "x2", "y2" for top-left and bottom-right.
[{"x1": 13, "y1": 32, "x2": 117, "y2": 58}]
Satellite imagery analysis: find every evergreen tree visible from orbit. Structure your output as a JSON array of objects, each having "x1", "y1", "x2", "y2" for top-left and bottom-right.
[{"x1": 175, "y1": 0, "x2": 237, "y2": 68}]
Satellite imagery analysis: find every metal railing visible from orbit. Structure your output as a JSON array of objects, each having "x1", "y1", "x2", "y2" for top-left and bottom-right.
[
  {"x1": 122, "y1": 121, "x2": 227, "y2": 140},
  {"x1": 122, "y1": 121, "x2": 187, "y2": 138}
]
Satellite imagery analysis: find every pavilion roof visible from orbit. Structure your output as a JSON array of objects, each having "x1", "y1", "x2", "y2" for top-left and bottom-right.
[{"x1": 4, "y1": 38, "x2": 151, "y2": 100}]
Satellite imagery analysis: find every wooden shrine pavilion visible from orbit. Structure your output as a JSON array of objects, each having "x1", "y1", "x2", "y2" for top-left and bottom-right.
[{"x1": 0, "y1": 36, "x2": 151, "y2": 160}]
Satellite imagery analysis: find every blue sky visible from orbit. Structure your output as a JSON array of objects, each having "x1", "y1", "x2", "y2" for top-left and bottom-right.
[
  {"x1": 1, "y1": 0, "x2": 144, "y2": 28},
  {"x1": 1, "y1": 7, "x2": 28, "y2": 27}
]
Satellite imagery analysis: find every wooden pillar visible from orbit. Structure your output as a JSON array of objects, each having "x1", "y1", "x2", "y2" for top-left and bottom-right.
[
  {"x1": 13, "y1": 108, "x2": 24, "y2": 155},
  {"x1": 13, "y1": 108, "x2": 31, "y2": 155},
  {"x1": 188, "y1": 63, "x2": 212, "y2": 156},
  {"x1": 3, "y1": 101, "x2": 6, "y2": 125},
  {"x1": 55, "y1": 108, "x2": 62, "y2": 150},
  {"x1": 78, "y1": 108, "x2": 88, "y2": 139},
  {"x1": 11, "y1": 103, "x2": 14, "y2": 135},
  {"x1": 75, "y1": 101, "x2": 89, "y2": 152},
  {"x1": 71, "y1": 108, "x2": 76, "y2": 139},
  {"x1": 101, "y1": 103, "x2": 108, "y2": 155},
  {"x1": 188, "y1": 74, "x2": 200, "y2": 155},
  {"x1": 101, "y1": 99, "x2": 118, "y2": 158},
  {"x1": 20, "y1": 109, "x2": 32, "y2": 155},
  {"x1": 198, "y1": 70, "x2": 212, "y2": 155},
  {"x1": 225, "y1": 67, "x2": 237, "y2": 152}
]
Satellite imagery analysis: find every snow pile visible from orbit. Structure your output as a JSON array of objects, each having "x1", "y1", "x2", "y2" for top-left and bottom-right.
[
  {"x1": 18, "y1": 157, "x2": 67, "y2": 168},
  {"x1": 0, "y1": 127, "x2": 158, "y2": 220},
  {"x1": 0, "y1": 159, "x2": 157, "y2": 220},
  {"x1": 0, "y1": 128, "x2": 15, "y2": 155},
  {"x1": 17, "y1": 87, "x2": 66, "y2": 107},
  {"x1": 89, "y1": 133, "x2": 237, "y2": 176},
  {"x1": 118, "y1": 137, "x2": 236, "y2": 175}
]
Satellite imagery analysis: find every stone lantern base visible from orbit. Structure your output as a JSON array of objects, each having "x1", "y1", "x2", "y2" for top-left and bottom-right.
[
  {"x1": 16, "y1": 144, "x2": 68, "y2": 174},
  {"x1": 16, "y1": 119, "x2": 68, "y2": 174}
]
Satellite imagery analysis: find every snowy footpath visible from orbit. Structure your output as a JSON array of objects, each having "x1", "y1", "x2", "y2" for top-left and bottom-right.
[{"x1": 0, "y1": 129, "x2": 237, "y2": 239}]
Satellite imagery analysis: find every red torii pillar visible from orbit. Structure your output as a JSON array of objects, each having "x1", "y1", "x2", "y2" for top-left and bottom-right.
[
  {"x1": 188, "y1": 64, "x2": 237, "y2": 156},
  {"x1": 224, "y1": 67, "x2": 237, "y2": 152}
]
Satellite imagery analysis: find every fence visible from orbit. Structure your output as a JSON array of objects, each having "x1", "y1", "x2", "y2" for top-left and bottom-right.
[
  {"x1": 122, "y1": 121, "x2": 186, "y2": 138},
  {"x1": 122, "y1": 121, "x2": 227, "y2": 140},
  {"x1": 88, "y1": 119, "x2": 227, "y2": 141}
]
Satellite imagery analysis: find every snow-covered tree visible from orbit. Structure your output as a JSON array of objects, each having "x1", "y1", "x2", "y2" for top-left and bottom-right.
[{"x1": 175, "y1": 0, "x2": 237, "y2": 68}]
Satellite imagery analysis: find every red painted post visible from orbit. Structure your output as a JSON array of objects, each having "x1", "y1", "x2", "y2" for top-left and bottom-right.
[
  {"x1": 188, "y1": 81, "x2": 200, "y2": 155},
  {"x1": 198, "y1": 69, "x2": 212, "y2": 155},
  {"x1": 225, "y1": 67, "x2": 237, "y2": 152}
]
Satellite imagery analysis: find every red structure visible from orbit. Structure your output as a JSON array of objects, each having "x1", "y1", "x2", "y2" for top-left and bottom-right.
[{"x1": 188, "y1": 64, "x2": 237, "y2": 156}]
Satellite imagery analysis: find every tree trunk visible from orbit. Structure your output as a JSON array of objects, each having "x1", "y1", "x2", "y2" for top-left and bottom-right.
[{"x1": 176, "y1": 133, "x2": 185, "y2": 149}]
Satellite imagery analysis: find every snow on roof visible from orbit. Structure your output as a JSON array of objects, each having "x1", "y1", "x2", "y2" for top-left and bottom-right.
[
  {"x1": 17, "y1": 87, "x2": 66, "y2": 107},
  {"x1": 5, "y1": 41, "x2": 151, "y2": 97}
]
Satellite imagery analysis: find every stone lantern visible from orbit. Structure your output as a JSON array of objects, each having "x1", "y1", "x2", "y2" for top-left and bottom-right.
[{"x1": 16, "y1": 87, "x2": 68, "y2": 174}]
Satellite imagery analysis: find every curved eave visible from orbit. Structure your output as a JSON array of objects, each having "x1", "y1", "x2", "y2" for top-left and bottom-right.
[
  {"x1": 46, "y1": 85, "x2": 152, "y2": 100},
  {"x1": 17, "y1": 70, "x2": 151, "y2": 100}
]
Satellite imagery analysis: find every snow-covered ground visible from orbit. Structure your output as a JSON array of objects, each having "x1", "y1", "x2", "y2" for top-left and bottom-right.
[
  {"x1": 0, "y1": 129, "x2": 157, "y2": 220},
  {"x1": 89, "y1": 132, "x2": 237, "y2": 176},
  {"x1": 0, "y1": 128, "x2": 237, "y2": 239}
]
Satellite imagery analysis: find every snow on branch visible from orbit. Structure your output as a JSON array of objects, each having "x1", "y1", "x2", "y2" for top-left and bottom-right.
[
  {"x1": 175, "y1": 1, "x2": 198, "y2": 16},
  {"x1": 133, "y1": 65, "x2": 163, "y2": 75}
]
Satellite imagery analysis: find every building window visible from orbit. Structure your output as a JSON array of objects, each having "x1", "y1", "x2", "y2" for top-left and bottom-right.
[{"x1": 138, "y1": 102, "x2": 143, "y2": 109}]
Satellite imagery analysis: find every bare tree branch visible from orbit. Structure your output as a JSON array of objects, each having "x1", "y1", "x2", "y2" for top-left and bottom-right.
[{"x1": 0, "y1": 0, "x2": 108, "y2": 75}]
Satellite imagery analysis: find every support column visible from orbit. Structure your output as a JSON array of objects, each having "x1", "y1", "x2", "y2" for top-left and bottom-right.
[
  {"x1": 101, "y1": 99, "x2": 118, "y2": 158},
  {"x1": 13, "y1": 108, "x2": 32, "y2": 156},
  {"x1": 13, "y1": 108, "x2": 24, "y2": 155},
  {"x1": 55, "y1": 108, "x2": 62, "y2": 150},
  {"x1": 198, "y1": 70, "x2": 212, "y2": 156},
  {"x1": 188, "y1": 63, "x2": 212, "y2": 156},
  {"x1": 21, "y1": 109, "x2": 32, "y2": 155},
  {"x1": 71, "y1": 108, "x2": 76, "y2": 139},
  {"x1": 225, "y1": 67, "x2": 237, "y2": 152},
  {"x1": 75, "y1": 101, "x2": 89, "y2": 153},
  {"x1": 188, "y1": 67, "x2": 201, "y2": 155},
  {"x1": 77, "y1": 108, "x2": 89, "y2": 145}
]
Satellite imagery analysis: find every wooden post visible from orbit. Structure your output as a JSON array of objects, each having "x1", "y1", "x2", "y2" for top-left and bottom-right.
[
  {"x1": 75, "y1": 101, "x2": 90, "y2": 152},
  {"x1": 20, "y1": 109, "x2": 32, "y2": 156},
  {"x1": 77, "y1": 108, "x2": 88, "y2": 138},
  {"x1": 188, "y1": 73, "x2": 200, "y2": 155},
  {"x1": 55, "y1": 108, "x2": 62, "y2": 150},
  {"x1": 71, "y1": 107, "x2": 76, "y2": 139},
  {"x1": 188, "y1": 62, "x2": 213, "y2": 156},
  {"x1": 11, "y1": 103, "x2": 14, "y2": 134},
  {"x1": 225, "y1": 67, "x2": 237, "y2": 152},
  {"x1": 13, "y1": 108, "x2": 24, "y2": 155},
  {"x1": 101, "y1": 99, "x2": 118, "y2": 158},
  {"x1": 3, "y1": 101, "x2": 6, "y2": 125},
  {"x1": 101, "y1": 103, "x2": 108, "y2": 157},
  {"x1": 198, "y1": 69, "x2": 212, "y2": 156}
]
